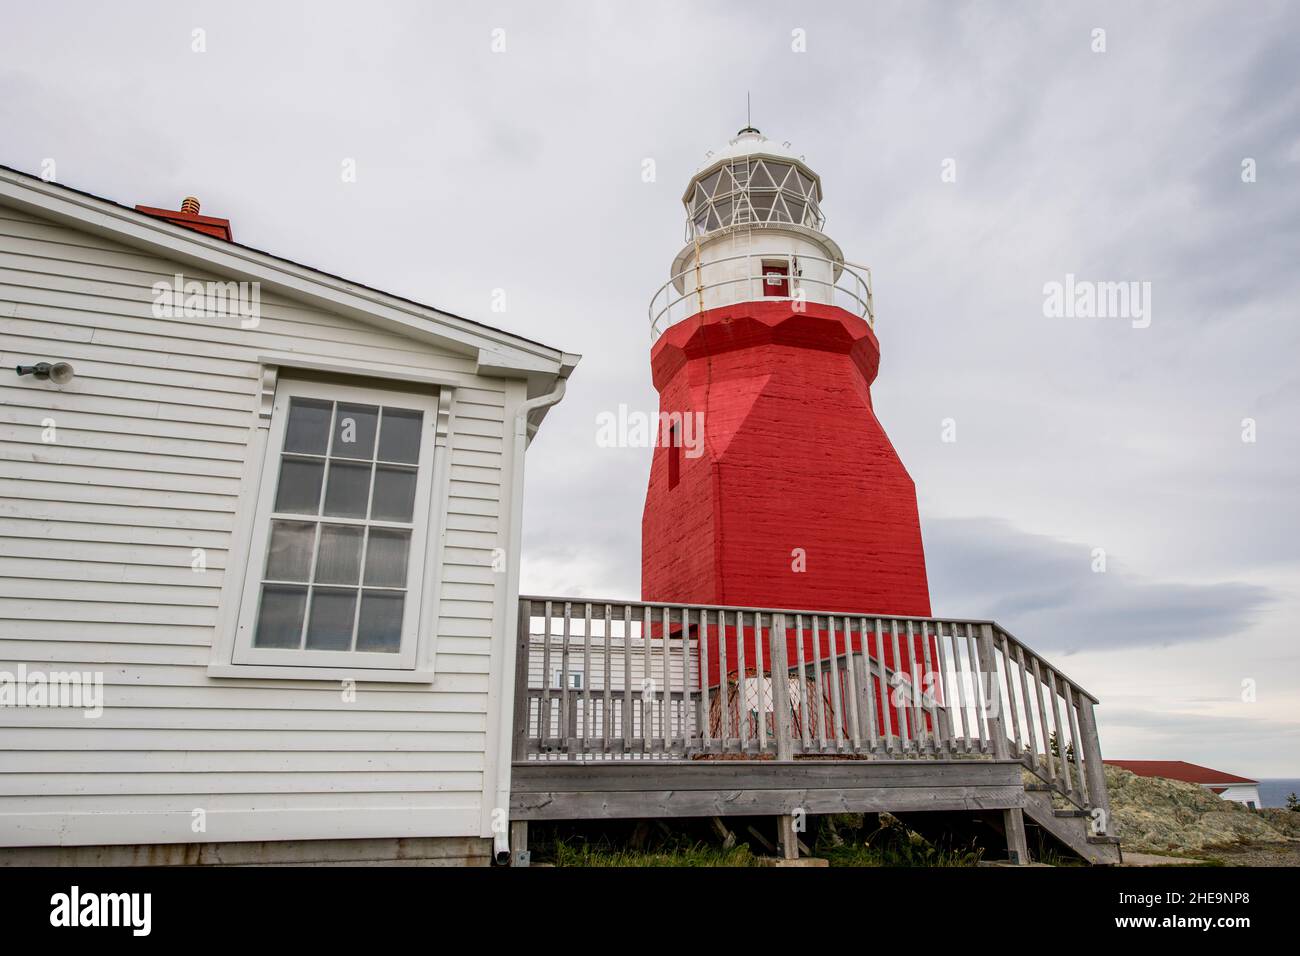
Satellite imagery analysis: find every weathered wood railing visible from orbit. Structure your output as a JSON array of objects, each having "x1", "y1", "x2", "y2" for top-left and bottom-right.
[{"x1": 513, "y1": 597, "x2": 1111, "y2": 827}]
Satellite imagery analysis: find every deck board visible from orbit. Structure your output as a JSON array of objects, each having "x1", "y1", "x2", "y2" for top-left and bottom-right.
[{"x1": 510, "y1": 759, "x2": 1025, "y2": 821}]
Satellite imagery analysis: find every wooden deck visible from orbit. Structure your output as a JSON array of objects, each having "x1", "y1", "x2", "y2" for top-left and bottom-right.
[{"x1": 508, "y1": 597, "x2": 1120, "y2": 864}]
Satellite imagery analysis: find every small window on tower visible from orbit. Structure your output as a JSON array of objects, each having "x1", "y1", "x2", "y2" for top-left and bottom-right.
[
  {"x1": 762, "y1": 260, "x2": 789, "y2": 296},
  {"x1": 668, "y1": 423, "x2": 680, "y2": 490}
]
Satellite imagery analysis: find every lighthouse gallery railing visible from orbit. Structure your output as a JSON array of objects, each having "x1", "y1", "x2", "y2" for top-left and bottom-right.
[
  {"x1": 512, "y1": 596, "x2": 1112, "y2": 829},
  {"x1": 648, "y1": 252, "x2": 874, "y2": 341}
]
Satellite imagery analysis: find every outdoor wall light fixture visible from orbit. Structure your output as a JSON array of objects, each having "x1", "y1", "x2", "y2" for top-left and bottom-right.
[{"x1": 15, "y1": 362, "x2": 76, "y2": 385}]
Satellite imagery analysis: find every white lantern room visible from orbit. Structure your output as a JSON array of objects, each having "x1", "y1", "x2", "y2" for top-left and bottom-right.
[{"x1": 649, "y1": 127, "x2": 873, "y2": 339}]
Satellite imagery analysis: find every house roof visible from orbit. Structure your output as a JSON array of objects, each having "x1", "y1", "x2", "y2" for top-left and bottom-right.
[
  {"x1": 1105, "y1": 760, "x2": 1258, "y2": 786},
  {"x1": 0, "y1": 163, "x2": 579, "y2": 415}
]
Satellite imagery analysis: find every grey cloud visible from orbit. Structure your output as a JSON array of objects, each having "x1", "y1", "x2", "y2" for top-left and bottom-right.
[
  {"x1": 925, "y1": 517, "x2": 1274, "y2": 653},
  {"x1": 1097, "y1": 707, "x2": 1300, "y2": 776}
]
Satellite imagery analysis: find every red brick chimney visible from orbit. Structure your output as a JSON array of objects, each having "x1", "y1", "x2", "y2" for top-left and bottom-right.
[{"x1": 135, "y1": 196, "x2": 233, "y2": 241}]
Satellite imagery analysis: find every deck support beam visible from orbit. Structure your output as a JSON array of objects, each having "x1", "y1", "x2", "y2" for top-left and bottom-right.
[
  {"x1": 510, "y1": 820, "x2": 529, "y2": 867},
  {"x1": 777, "y1": 815, "x2": 800, "y2": 860},
  {"x1": 710, "y1": 816, "x2": 737, "y2": 849},
  {"x1": 1002, "y1": 808, "x2": 1028, "y2": 865}
]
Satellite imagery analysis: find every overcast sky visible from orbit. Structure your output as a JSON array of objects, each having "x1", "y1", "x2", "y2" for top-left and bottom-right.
[{"x1": 3, "y1": 1, "x2": 1298, "y2": 777}]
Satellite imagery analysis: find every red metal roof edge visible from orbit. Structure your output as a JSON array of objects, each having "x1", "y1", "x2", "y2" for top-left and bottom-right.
[{"x1": 1104, "y1": 760, "x2": 1258, "y2": 786}]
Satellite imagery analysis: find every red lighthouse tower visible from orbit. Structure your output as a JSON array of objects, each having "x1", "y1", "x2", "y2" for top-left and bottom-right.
[{"x1": 642, "y1": 128, "x2": 930, "y2": 618}]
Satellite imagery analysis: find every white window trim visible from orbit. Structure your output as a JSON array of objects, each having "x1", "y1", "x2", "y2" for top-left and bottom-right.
[
  {"x1": 553, "y1": 669, "x2": 583, "y2": 690},
  {"x1": 209, "y1": 365, "x2": 456, "y2": 682}
]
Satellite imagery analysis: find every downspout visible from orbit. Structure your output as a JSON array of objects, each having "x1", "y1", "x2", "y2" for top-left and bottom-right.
[{"x1": 492, "y1": 375, "x2": 567, "y2": 864}]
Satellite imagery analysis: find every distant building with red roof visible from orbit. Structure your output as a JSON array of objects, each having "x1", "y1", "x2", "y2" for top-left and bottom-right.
[{"x1": 1106, "y1": 760, "x2": 1261, "y2": 809}]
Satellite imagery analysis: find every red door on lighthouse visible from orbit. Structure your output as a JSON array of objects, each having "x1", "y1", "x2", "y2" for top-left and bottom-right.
[{"x1": 762, "y1": 261, "x2": 789, "y2": 296}]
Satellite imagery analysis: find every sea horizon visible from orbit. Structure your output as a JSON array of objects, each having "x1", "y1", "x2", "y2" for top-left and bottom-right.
[{"x1": 1258, "y1": 779, "x2": 1300, "y2": 809}]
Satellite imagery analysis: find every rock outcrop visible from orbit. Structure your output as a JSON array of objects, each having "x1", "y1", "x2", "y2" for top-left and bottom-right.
[{"x1": 1105, "y1": 764, "x2": 1297, "y2": 852}]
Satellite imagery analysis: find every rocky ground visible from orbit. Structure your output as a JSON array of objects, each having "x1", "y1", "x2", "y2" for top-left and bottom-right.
[
  {"x1": 1104, "y1": 764, "x2": 1300, "y2": 861},
  {"x1": 1201, "y1": 842, "x2": 1300, "y2": 866}
]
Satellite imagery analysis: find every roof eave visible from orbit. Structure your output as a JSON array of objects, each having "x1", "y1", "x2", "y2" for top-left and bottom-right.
[{"x1": 0, "y1": 165, "x2": 575, "y2": 384}]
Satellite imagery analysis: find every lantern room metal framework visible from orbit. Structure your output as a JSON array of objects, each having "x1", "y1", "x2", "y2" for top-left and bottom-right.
[{"x1": 650, "y1": 127, "x2": 873, "y2": 340}]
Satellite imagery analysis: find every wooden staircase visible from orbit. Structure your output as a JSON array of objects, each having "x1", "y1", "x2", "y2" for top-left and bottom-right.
[{"x1": 1020, "y1": 771, "x2": 1122, "y2": 865}]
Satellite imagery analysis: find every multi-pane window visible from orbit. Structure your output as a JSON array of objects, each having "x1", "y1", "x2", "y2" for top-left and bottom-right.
[{"x1": 234, "y1": 378, "x2": 439, "y2": 670}]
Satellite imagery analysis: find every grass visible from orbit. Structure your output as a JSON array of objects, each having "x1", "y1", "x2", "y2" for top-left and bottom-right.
[
  {"x1": 816, "y1": 839, "x2": 983, "y2": 867},
  {"x1": 548, "y1": 837, "x2": 981, "y2": 867},
  {"x1": 542, "y1": 815, "x2": 986, "y2": 867},
  {"x1": 552, "y1": 838, "x2": 759, "y2": 867}
]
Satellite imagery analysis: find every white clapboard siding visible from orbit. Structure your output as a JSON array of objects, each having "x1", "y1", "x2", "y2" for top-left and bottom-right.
[
  {"x1": 525, "y1": 635, "x2": 702, "y2": 746},
  {"x1": 527, "y1": 637, "x2": 700, "y2": 692},
  {"x1": 0, "y1": 202, "x2": 518, "y2": 846}
]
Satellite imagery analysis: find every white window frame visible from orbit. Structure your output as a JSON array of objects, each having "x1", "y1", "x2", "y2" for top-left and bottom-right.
[
  {"x1": 230, "y1": 376, "x2": 442, "y2": 673},
  {"x1": 553, "y1": 669, "x2": 583, "y2": 690}
]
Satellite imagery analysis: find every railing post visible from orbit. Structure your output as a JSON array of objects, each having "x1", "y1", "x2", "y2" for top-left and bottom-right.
[
  {"x1": 770, "y1": 614, "x2": 793, "y2": 761},
  {"x1": 622, "y1": 604, "x2": 633, "y2": 754},
  {"x1": 540, "y1": 601, "x2": 553, "y2": 749},
  {"x1": 560, "y1": 602, "x2": 574, "y2": 759},
  {"x1": 513, "y1": 598, "x2": 532, "y2": 760},
  {"x1": 1076, "y1": 698, "x2": 1113, "y2": 836},
  {"x1": 978, "y1": 624, "x2": 1010, "y2": 760}
]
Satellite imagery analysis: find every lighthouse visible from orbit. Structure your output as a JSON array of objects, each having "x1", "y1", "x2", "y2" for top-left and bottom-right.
[{"x1": 642, "y1": 127, "x2": 931, "y2": 618}]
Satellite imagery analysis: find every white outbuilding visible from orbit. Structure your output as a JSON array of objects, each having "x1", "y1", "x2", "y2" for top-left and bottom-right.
[
  {"x1": 1106, "y1": 760, "x2": 1263, "y2": 809},
  {"x1": 0, "y1": 165, "x2": 577, "y2": 865}
]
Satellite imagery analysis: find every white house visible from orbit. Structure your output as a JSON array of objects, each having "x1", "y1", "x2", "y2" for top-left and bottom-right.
[
  {"x1": 0, "y1": 165, "x2": 578, "y2": 865},
  {"x1": 1106, "y1": 760, "x2": 1263, "y2": 809}
]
